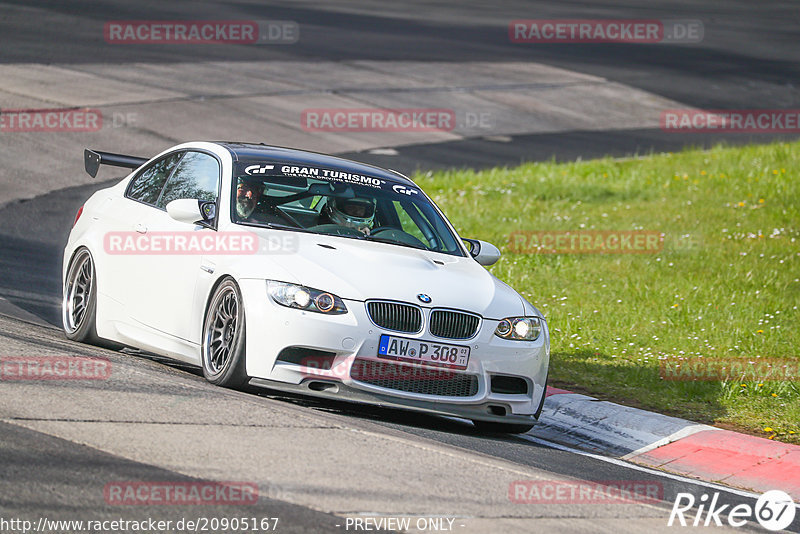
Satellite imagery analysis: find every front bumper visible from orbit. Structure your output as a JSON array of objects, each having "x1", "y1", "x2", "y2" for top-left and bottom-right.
[
  {"x1": 240, "y1": 279, "x2": 550, "y2": 422},
  {"x1": 249, "y1": 377, "x2": 539, "y2": 425}
]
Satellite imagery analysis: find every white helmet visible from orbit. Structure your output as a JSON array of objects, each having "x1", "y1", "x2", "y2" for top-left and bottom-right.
[{"x1": 325, "y1": 197, "x2": 375, "y2": 231}]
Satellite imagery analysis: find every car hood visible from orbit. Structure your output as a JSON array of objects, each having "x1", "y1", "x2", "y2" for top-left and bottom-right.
[{"x1": 234, "y1": 229, "x2": 525, "y2": 318}]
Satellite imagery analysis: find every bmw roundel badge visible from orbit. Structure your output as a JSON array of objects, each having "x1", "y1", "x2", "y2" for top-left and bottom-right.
[{"x1": 417, "y1": 293, "x2": 432, "y2": 303}]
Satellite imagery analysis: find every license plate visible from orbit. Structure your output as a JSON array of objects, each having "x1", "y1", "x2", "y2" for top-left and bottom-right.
[{"x1": 377, "y1": 334, "x2": 470, "y2": 370}]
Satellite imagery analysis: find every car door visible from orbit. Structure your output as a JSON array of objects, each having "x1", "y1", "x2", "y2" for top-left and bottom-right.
[
  {"x1": 126, "y1": 150, "x2": 222, "y2": 344},
  {"x1": 101, "y1": 151, "x2": 184, "y2": 313}
]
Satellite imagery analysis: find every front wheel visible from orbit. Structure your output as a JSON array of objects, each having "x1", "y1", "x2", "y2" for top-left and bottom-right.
[
  {"x1": 202, "y1": 278, "x2": 249, "y2": 389},
  {"x1": 472, "y1": 420, "x2": 535, "y2": 434}
]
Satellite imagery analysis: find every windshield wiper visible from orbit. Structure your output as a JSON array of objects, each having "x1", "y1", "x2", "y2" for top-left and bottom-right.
[
  {"x1": 262, "y1": 222, "x2": 298, "y2": 230},
  {"x1": 237, "y1": 221, "x2": 312, "y2": 235},
  {"x1": 260, "y1": 222, "x2": 318, "y2": 234},
  {"x1": 365, "y1": 235, "x2": 428, "y2": 251},
  {"x1": 250, "y1": 224, "x2": 428, "y2": 251}
]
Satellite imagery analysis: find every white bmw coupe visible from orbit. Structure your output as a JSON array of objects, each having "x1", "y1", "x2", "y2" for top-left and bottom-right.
[{"x1": 63, "y1": 142, "x2": 549, "y2": 433}]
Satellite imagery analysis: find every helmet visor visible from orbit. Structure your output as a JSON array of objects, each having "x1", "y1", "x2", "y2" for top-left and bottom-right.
[{"x1": 336, "y1": 198, "x2": 375, "y2": 219}]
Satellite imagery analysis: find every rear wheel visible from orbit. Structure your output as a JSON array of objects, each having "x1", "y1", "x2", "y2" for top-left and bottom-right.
[
  {"x1": 63, "y1": 248, "x2": 100, "y2": 343},
  {"x1": 62, "y1": 248, "x2": 122, "y2": 349},
  {"x1": 202, "y1": 278, "x2": 249, "y2": 389},
  {"x1": 472, "y1": 420, "x2": 535, "y2": 434}
]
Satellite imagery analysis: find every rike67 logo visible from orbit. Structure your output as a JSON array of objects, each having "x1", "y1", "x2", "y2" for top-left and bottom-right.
[{"x1": 669, "y1": 490, "x2": 796, "y2": 531}]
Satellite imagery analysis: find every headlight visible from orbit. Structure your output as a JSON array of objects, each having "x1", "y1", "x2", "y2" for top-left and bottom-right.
[
  {"x1": 267, "y1": 281, "x2": 347, "y2": 314},
  {"x1": 495, "y1": 316, "x2": 541, "y2": 341}
]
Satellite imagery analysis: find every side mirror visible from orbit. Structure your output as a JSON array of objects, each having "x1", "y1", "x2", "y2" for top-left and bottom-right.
[
  {"x1": 463, "y1": 238, "x2": 501, "y2": 266},
  {"x1": 166, "y1": 199, "x2": 216, "y2": 226}
]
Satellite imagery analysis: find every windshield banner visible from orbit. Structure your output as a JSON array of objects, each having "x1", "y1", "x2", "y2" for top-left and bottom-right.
[{"x1": 234, "y1": 162, "x2": 401, "y2": 191}]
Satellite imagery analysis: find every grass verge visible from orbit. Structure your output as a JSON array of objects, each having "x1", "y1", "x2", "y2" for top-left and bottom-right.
[{"x1": 416, "y1": 140, "x2": 799, "y2": 444}]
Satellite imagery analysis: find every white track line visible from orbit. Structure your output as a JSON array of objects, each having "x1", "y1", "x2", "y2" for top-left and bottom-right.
[
  {"x1": 450, "y1": 416, "x2": 792, "y2": 504},
  {"x1": 620, "y1": 424, "x2": 718, "y2": 460},
  {"x1": 520, "y1": 434, "x2": 776, "y2": 503}
]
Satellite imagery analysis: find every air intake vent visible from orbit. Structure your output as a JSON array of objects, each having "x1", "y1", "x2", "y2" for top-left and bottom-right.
[
  {"x1": 490, "y1": 375, "x2": 529, "y2": 395},
  {"x1": 277, "y1": 347, "x2": 337, "y2": 369},
  {"x1": 429, "y1": 309, "x2": 480, "y2": 339},
  {"x1": 351, "y1": 358, "x2": 479, "y2": 397},
  {"x1": 366, "y1": 301, "x2": 422, "y2": 333}
]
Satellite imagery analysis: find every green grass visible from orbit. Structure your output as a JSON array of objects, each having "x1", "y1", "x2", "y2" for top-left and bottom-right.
[{"x1": 415, "y1": 141, "x2": 800, "y2": 443}]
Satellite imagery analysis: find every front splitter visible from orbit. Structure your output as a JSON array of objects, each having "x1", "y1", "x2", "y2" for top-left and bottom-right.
[{"x1": 249, "y1": 377, "x2": 538, "y2": 426}]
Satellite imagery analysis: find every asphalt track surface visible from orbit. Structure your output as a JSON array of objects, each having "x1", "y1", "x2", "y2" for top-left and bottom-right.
[
  {"x1": 1, "y1": 0, "x2": 798, "y2": 174},
  {"x1": 0, "y1": 316, "x2": 784, "y2": 533},
  {"x1": 1, "y1": 1, "x2": 799, "y2": 533}
]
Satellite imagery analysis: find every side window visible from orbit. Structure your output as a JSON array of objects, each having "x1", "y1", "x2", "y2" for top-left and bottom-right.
[
  {"x1": 156, "y1": 151, "x2": 220, "y2": 209},
  {"x1": 126, "y1": 152, "x2": 183, "y2": 205}
]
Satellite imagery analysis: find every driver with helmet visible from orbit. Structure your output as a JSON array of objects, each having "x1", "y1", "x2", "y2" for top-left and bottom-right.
[{"x1": 322, "y1": 196, "x2": 376, "y2": 234}]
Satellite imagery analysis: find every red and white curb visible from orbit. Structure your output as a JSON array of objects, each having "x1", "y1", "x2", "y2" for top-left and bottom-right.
[{"x1": 535, "y1": 387, "x2": 800, "y2": 500}]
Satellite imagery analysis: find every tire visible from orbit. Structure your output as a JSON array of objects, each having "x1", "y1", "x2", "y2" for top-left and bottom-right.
[
  {"x1": 202, "y1": 277, "x2": 249, "y2": 389},
  {"x1": 534, "y1": 370, "x2": 549, "y2": 419},
  {"x1": 62, "y1": 248, "x2": 123, "y2": 349},
  {"x1": 472, "y1": 420, "x2": 535, "y2": 434},
  {"x1": 62, "y1": 249, "x2": 99, "y2": 343}
]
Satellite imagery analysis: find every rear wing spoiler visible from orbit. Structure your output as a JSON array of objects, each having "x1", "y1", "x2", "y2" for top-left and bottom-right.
[{"x1": 84, "y1": 149, "x2": 148, "y2": 178}]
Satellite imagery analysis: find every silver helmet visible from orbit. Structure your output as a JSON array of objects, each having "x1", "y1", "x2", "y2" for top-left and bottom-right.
[{"x1": 325, "y1": 197, "x2": 375, "y2": 231}]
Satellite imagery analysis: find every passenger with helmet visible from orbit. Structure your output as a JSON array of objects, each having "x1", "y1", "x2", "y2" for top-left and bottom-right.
[{"x1": 322, "y1": 196, "x2": 376, "y2": 234}]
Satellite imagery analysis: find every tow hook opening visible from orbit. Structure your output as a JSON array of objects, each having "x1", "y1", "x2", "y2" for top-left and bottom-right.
[
  {"x1": 307, "y1": 381, "x2": 339, "y2": 393},
  {"x1": 488, "y1": 405, "x2": 506, "y2": 416}
]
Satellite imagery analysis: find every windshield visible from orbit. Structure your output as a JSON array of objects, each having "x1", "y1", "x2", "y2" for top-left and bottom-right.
[{"x1": 230, "y1": 163, "x2": 464, "y2": 256}]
